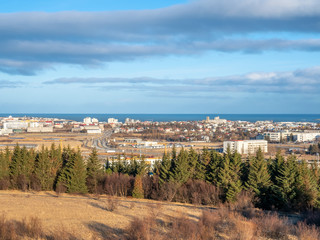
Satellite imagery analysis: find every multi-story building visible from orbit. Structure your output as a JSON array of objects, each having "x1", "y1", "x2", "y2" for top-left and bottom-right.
[
  {"x1": 263, "y1": 130, "x2": 291, "y2": 142},
  {"x1": 293, "y1": 132, "x2": 320, "y2": 142},
  {"x1": 223, "y1": 140, "x2": 268, "y2": 155},
  {"x1": 108, "y1": 118, "x2": 119, "y2": 124}
]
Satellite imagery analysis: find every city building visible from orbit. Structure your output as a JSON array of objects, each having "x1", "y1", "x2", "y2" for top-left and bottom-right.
[
  {"x1": 223, "y1": 140, "x2": 268, "y2": 154},
  {"x1": 108, "y1": 118, "x2": 119, "y2": 124},
  {"x1": 293, "y1": 132, "x2": 320, "y2": 142}
]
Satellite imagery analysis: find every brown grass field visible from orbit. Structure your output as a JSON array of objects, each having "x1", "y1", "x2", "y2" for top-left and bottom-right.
[{"x1": 0, "y1": 190, "x2": 202, "y2": 239}]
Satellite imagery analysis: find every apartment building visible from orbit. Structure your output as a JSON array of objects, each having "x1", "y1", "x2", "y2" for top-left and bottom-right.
[{"x1": 223, "y1": 140, "x2": 268, "y2": 155}]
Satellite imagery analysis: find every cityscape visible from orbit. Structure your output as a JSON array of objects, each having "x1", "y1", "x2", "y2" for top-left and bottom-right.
[{"x1": 1, "y1": 0, "x2": 320, "y2": 239}]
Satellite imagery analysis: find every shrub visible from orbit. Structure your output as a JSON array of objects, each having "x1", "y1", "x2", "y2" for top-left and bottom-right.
[
  {"x1": 127, "y1": 217, "x2": 153, "y2": 240},
  {"x1": 16, "y1": 216, "x2": 43, "y2": 238},
  {"x1": 255, "y1": 212, "x2": 289, "y2": 239},
  {"x1": 106, "y1": 198, "x2": 119, "y2": 212},
  {"x1": 0, "y1": 214, "x2": 17, "y2": 240},
  {"x1": 295, "y1": 221, "x2": 320, "y2": 240},
  {"x1": 103, "y1": 173, "x2": 132, "y2": 197},
  {"x1": 0, "y1": 177, "x2": 10, "y2": 190}
]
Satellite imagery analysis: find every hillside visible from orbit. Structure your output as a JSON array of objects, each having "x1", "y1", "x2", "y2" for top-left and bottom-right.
[{"x1": 0, "y1": 190, "x2": 202, "y2": 239}]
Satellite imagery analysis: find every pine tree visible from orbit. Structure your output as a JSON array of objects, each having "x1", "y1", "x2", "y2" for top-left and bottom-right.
[
  {"x1": 295, "y1": 160, "x2": 319, "y2": 209},
  {"x1": 206, "y1": 151, "x2": 222, "y2": 185},
  {"x1": 0, "y1": 149, "x2": 10, "y2": 179},
  {"x1": 159, "y1": 152, "x2": 171, "y2": 184},
  {"x1": 169, "y1": 148, "x2": 190, "y2": 184},
  {"x1": 34, "y1": 146, "x2": 53, "y2": 190},
  {"x1": 187, "y1": 148, "x2": 198, "y2": 179},
  {"x1": 57, "y1": 148, "x2": 87, "y2": 194},
  {"x1": 132, "y1": 175, "x2": 144, "y2": 198},
  {"x1": 193, "y1": 148, "x2": 209, "y2": 181},
  {"x1": 270, "y1": 150, "x2": 285, "y2": 183},
  {"x1": 245, "y1": 149, "x2": 271, "y2": 206},
  {"x1": 271, "y1": 155, "x2": 298, "y2": 209},
  {"x1": 86, "y1": 148, "x2": 103, "y2": 193},
  {"x1": 217, "y1": 153, "x2": 242, "y2": 202}
]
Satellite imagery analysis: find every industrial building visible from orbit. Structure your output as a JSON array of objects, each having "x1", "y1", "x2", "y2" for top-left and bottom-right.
[{"x1": 223, "y1": 140, "x2": 268, "y2": 155}]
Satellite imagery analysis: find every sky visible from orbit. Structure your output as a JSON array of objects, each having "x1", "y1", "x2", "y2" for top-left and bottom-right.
[{"x1": 0, "y1": 0, "x2": 320, "y2": 114}]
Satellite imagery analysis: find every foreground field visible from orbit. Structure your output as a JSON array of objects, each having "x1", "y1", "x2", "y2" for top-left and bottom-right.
[
  {"x1": 1, "y1": 191, "x2": 320, "y2": 240},
  {"x1": 0, "y1": 190, "x2": 202, "y2": 239}
]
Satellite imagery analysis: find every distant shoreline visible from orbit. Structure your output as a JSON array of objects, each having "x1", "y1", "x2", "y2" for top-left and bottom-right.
[{"x1": 1, "y1": 113, "x2": 320, "y2": 123}]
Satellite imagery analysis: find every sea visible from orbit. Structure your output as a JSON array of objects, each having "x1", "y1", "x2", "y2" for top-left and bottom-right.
[{"x1": 0, "y1": 114, "x2": 320, "y2": 123}]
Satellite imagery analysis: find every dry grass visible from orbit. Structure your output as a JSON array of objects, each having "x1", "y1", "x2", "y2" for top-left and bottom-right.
[
  {"x1": 255, "y1": 212, "x2": 290, "y2": 239},
  {"x1": 0, "y1": 190, "x2": 202, "y2": 239},
  {"x1": 295, "y1": 221, "x2": 320, "y2": 240},
  {"x1": 1, "y1": 190, "x2": 320, "y2": 240}
]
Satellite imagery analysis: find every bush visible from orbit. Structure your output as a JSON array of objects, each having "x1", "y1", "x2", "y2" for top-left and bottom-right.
[
  {"x1": 106, "y1": 198, "x2": 119, "y2": 212},
  {"x1": 0, "y1": 177, "x2": 10, "y2": 190},
  {"x1": 0, "y1": 214, "x2": 17, "y2": 240},
  {"x1": 0, "y1": 214, "x2": 43, "y2": 240},
  {"x1": 103, "y1": 173, "x2": 132, "y2": 197},
  {"x1": 255, "y1": 212, "x2": 289, "y2": 239},
  {"x1": 295, "y1": 221, "x2": 320, "y2": 240},
  {"x1": 127, "y1": 217, "x2": 154, "y2": 240}
]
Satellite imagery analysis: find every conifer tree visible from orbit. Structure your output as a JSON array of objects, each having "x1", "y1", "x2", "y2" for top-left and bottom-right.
[
  {"x1": 86, "y1": 148, "x2": 103, "y2": 193},
  {"x1": 295, "y1": 160, "x2": 319, "y2": 209},
  {"x1": 57, "y1": 148, "x2": 87, "y2": 193},
  {"x1": 217, "y1": 153, "x2": 242, "y2": 202},
  {"x1": 272, "y1": 155, "x2": 298, "y2": 209},
  {"x1": 245, "y1": 149, "x2": 271, "y2": 206},
  {"x1": 187, "y1": 148, "x2": 198, "y2": 179},
  {"x1": 132, "y1": 174, "x2": 144, "y2": 198},
  {"x1": 34, "y1": 146, "x2": 53, "y2": 190},
  {"x1": 206, "y1": 151, "x2": 222, "y2": 185},
  {"x1": 169, "y1": 148, "x2": 190, "y2": 184},
  {"x1": 0, "y1": 149, "x2": 10, "y2": 179},
  {"x1": 193, "y1": 148, "x2": 209, "y2": 181},
  {"x1": 270, "y1": 150, "x2": 285, "y2": 183},
  {"x1": 159, "y1": 152, "x2": 171, "y2": 184}
]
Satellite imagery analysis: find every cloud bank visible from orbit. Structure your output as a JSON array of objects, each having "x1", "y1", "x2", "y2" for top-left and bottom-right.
[
  {"x1": 1, "y1": 0, "x2": 320, "y2": 75},
  {"x1": 44, "y1": 66, "x2": 320, "y2": 95}
]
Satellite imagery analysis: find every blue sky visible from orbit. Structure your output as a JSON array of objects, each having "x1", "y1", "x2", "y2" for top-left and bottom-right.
[{"x1": 0, "y1": 0, "x2": 320, "y2": 114}]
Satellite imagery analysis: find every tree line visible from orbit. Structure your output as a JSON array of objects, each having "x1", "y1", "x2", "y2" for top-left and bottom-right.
[{"x1": 0, "y1": 144, "x2": 319, "y2": 211}]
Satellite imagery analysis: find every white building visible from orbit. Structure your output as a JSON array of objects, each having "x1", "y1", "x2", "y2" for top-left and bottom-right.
[
  {"x1": 263, "y1": 130, "x2": 292, "y2": 142},
  {"x1": 125, "y1": 118, "x2": 140, "y2": 124},
  {"x1": 293, "y1": 132, "x2": 320, "y2": 142},
  {"x1": 3, "y1": 121, "x2": 29, "y2": 130},
  {"x1": 27, "y1": 126, "x2": 54, "y2": 133},
  {"x1": 205, "y1": 116, "x2": 227, "y2": 124},
  {"x1": 0, "y1": 128, "x2": 13, "y2": 135},
  {"x1": 83, "y1": 117, "x2": 92, "y2": 125},
  {"x1": 92, "y1": 118, "x2": 99, "y2": 124},
  {"x1": 223, "y1": 140, "x2": 268, "y2": 155},
  {"x1": 108, "y1": 118, "x2": 118, "y2": 124}
]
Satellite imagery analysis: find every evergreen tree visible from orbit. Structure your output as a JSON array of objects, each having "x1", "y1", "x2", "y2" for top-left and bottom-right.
[
  {"x1": 169, "y1": 148, "x2": 190, "y2": 184},
  {"x1": 0, "y1": 148, "x2": 10, "y2": 179},
  {"x1": 271, "y1": 155, "x2": 298, "y2": 209},
  {"x1": 86, "y1": 148, "x2": 103, "y2": 193},
  {"x1": 132, "y1": 175, "x2": 144, "y2": 198},
  {"x1": 270, "y1": 150, "x2": 285, "y2": 183},
  {"x1": 245, "y1": 149, "x2": 271, "y2": 206},
  {"x1": 193, "y1": 148, "x2": 209, "y2": 181},
  {"x1": 217, "y1": 153, "x2": 242, "y2": 202},
  {"x1": 295, "y1": 160, "x2": 319, "y2": 209},
  {"x1": 187, "y1": 148, "x2": 198, "y2": 179},
  {"x1": 206, "y1": 151, "x2": 222, "y2": 185},
  {"x1": 34, "y1": 146, "x2": 53, "y2": 190},
  {"x1": 57, "y1": 148, "x2": 87, "y2": 193},
  {"x1": 159, "y1": 152, "x2": 171, "y2": 184}
]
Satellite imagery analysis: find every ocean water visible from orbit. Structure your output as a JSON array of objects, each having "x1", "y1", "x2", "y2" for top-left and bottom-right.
[{"x1": 0, "y1": 114, "x2": 320, "y2": 123}]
